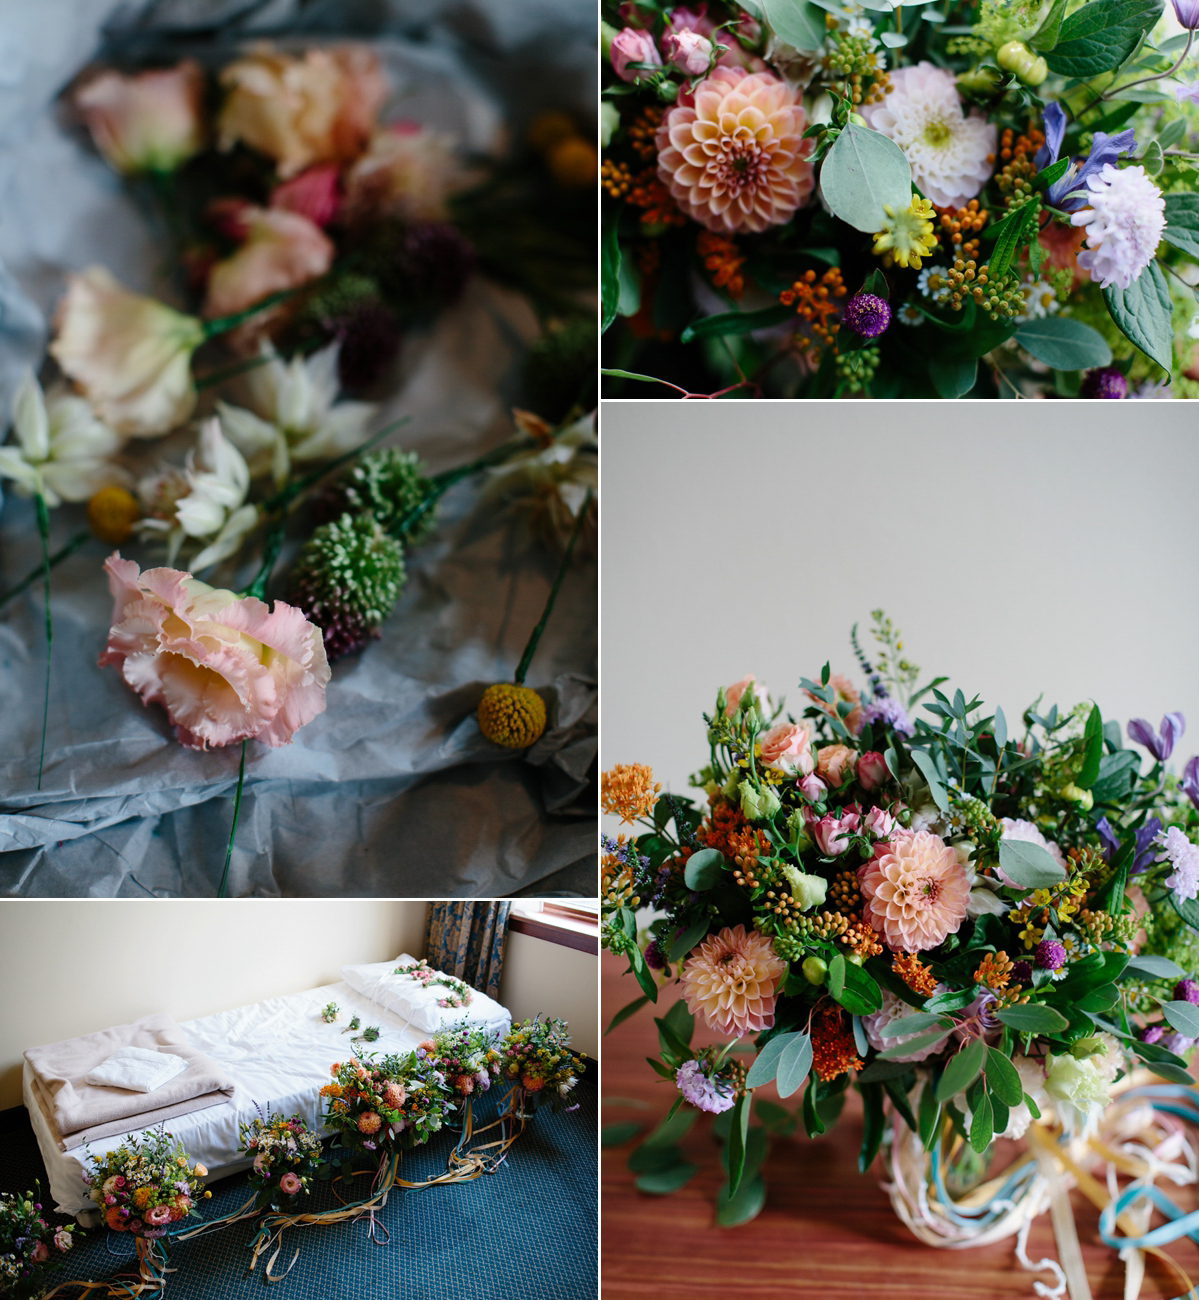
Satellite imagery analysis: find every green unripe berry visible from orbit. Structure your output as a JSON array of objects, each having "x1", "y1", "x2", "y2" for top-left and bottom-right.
[{"x1": 802, "y1": 957, "x2": 828, "y2": 985}]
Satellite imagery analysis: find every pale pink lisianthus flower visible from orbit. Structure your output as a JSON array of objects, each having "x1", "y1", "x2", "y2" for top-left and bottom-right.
[
  {"x1": 343, "y1": 124, "x2": 467, "y2": 224},
  {"x1": 99, "y1": 554, "x2": 331, "y2": 750},
  {"x1": 271, "y1": 163, "x2": 342, "y2": 227},
  {"x1": 146, "y1": 1205, "x2": 172, "y2": 1227},
  {"x1": 75, "y1": 61, "x2": 206, "y2": 175},
  {"x1": 50, "y1": 267, "x2": 205, "y2": 438},
  {"x1": 679, "y1": 924, "x2": 785, "y2": 1037},
  {"x1": 758, "y1": 719, "x2": 815, "y2": 776},
  {"x1": 656, "y1": 65, "x2": 814, "y2": 234},
  {"x1": 663, "y1": 29, "x2": 712, "y2": 76},
  {"x1": 859, "y1": 830, "x2": 971, "y2": 952},
  {"x1": 278, "y1": 1172, "x2": 302, "y2": 1195}
]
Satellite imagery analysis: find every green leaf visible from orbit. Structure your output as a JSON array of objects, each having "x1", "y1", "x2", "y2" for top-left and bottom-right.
[
  {"x1": 1090, "y1": 750, "x2": 1141, "y2": 804},
  {"x1": 601, "y1": 207, "x2": 621, "y2": 334},
  {"x1": 754, "y1": 1099, "x2": 798, "y2": 1135},
  {"x1": 819, "y1": 121, "x2": 913, "y2": 234},
  {"x1": 1030, "y1": 0, "x2": 1069, "y2": 49},
  {"x1": 716, "y1": 1172, "x2": 767, "y2": 1226},
  {"x1": 883, "y1": 1076, "x2": 919, "y2": 1132},
  {"x1": 629, "y1": 1140, "x2": 687, "y2": 1172},
  {"x1": 936, "y1": 1038, "x2": 987, "y2": 1103},
  {"x1": 859, "y1": 1083, "x2": 886, "y2": 1172},
  {"x1": 830, "y1": 961, "x2": 883, "y2": 1016},
  {"x1": 669, "y1": 917, "x2": 712, "y2": 962},
  {"x1": 997, "y1": 1003, "x2": 1070, "y2": 1034},
  {"x1": 909, "y1": 748, "x2": 949, "y2": 812},
  {"x1": 1045, "y1": 0, "x2": 1165, "y2": 78},
  {"x1": 1144, "y1": 1058, "x2": 1197, "y2": 1085},
  {"x1": 635, "y1": 1163, "x2": 699, "y2": 1194},
  {"x1": 828, "y1": 951, "x2": 847, "y2": 1001},
  {"x1": 988, "y1": 202, "x2": 1038, "y2": 280},
  {"x1": 998, "y1": 839, "x2": 1067, "y2": 888},
  {"x1": 882, "y1": 1013, "x2": 952, "y2": 1038},
  {"x1": 746, "y1": 1030, "x2": 802, "y2": 1089},
  {"x1": 877, "y1": 1026, "x2": 953, "y2": 1060},
  {"x1": 776, "y1": 1032, "x2": 814, "y2": 1098},
  {"x1": 929, "y1": 357, "x2": 978, "y2": 399},
  {"x1": 1031, "y1": 157, "x2": 1071, "y2": 192},
  {"x1": 679, "y1": 303, "x2": 794, "y2": 344},
  {"x1": 1174, "y1": 892, "x2": 1199, "y2": 933},
  {"x1": 760, "y1": 0, "x2": 826, "y2": 49},
  {"x1": 802, "y1": 1077, "x2": 825, "y2": 1137},
  {"x1": 1014, "y1": 318, "x2": 1112, "y2": 372},
  {"x1": 1077, "y1": 983, "x2": 1120, "y2": 1013},
  {"x1": 983, "y1": 1046, "x2": 1025, "y2": 1107},
  {"x1": 606, "y1": 993, "x2": 650, "y2": 1036},
  {"x1": 654, "y1": 1016, "x2": 692, "y2": 1063},
  {"x1": 601, "y1": 368, "x2": 671, "y2": 389},
  {"x1": 1077, "y1": 704, "x2": 1105, "y2": 789},
  {"x1": 969, "y1": 1086, "x2": 994, "y2": 1154},
  {"x1": 918, "y1": 1081, "x2": 941, "y2": 1151},
  {"x1": 726, "y1": 1092, "x2": 751, "y2": 1196},
  {"x1": 684, "y1": 847, "x2": 726, "y2": 890},
  {"x1": 629, "y1": 947, "x2": 659, "y2": 1003},
  {"x1": 1126, "y1": 954, "x2": 1186, "y2": 980},
  {"x1": 1164, "y1": 1000, "x2": 1199, "y2": 1038},
  {"x1": 1162, "y1": 193, "x2": 1199, "y2": 261},
  {"x1": 602, "y1": 1122, "x2": 643, "y2": 1147},
  {"x1": 1104, "y1": 261, "x2": 1173, "y2": 375}
]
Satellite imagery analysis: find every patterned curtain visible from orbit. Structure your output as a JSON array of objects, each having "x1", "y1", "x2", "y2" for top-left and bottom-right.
[{"x1": 425, "y1": 902, "x2": 511, "y2": 998}]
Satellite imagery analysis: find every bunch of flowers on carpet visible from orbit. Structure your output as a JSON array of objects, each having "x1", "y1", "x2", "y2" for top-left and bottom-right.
[
  {"x1": 393, "y1": 959, "x2": 475, "y2": 1009},
  {"x1": 0, "y1": 1185, "x2": 73, "y2": 1300},
  {"x1": 238, "y1": 1108, "x2": 324, "y2": 1211},
  {"x1": 500, "y1": 1017, "x2": 586, "y2": 1113},
  {"x1": 602, "y1": 611, "x2": 1199, "y2": 1223},
  {"x1": 602, "y1": 0, "x2": 1199, "y2": 399},
  {"x1": 320, "y1": 1051, "x2": 453, "y2": 1155},
  {"x1": 423, "y1": 1025, "x2": 502, "y2": 1098},
  {"x1": 83, "y1": 1127, "x2": 209, "y2": 1238}
]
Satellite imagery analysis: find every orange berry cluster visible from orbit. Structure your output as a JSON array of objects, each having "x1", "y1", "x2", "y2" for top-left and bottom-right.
[
  {"x1": 629, "y1": 173, "x2": 686, "y2": 227},
  {"x1": 697, "y1": 230, "x2": 747, "y2": 299},
  {"x1": 996, "y1": 126, "x2": 1047, "y2": 207},
  {"x1": 939, "y1": 199, "x2": 988, "y2": 265},
  {"x1": 812, "y1": 1003, "x2": 864, "y2": 1082},
  {"x1": 601, "y1": 158, "x2": 633, "y2": 201},
  {"x1": 779, "y1": 268, "x2": 847, "y2": 352},
  {"x1": 627, "y1": 105, "x2": 664, "y2": 162},
  {"x1": 892, "y1": 951, "x2": 939, "y2": 996}
]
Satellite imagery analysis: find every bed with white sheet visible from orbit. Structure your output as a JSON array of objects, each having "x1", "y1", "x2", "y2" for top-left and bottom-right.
[{"x1": 24, "y1": 957, "x2": 511, "y2": 1218}]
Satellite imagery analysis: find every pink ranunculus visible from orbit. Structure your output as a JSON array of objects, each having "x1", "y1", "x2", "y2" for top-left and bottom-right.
[
  {"x1": 611, "y1": 28, "x2": 662, "y2": 83},
  {"x1": 857, "y1": 751, "x2": 889, "y2": 791},
  {"x1": 279, "y1": 1171, "x2": 303, "y2": 1196},
  {"x1": 663, "y1": 28, "x2": 712, "y2": 75},
  {"x1": 758, "y1": 720, "x2": 815, "y2": 777},
  {"x1": 798, "y1": 772, "x2": 827, "y2": 802},
  {"x1": 74, "y1": 61, "x2": 206, "y2": 175},
  {"x1": 31, "y1": 1241, "x2": 49, "y2": 1263},
  {"x1": 811, "y1": 809, "x2": 860, "y2": 857},
  {"x1": 99, "y1": 554, "x2": 331, "y2": 750},
  {"x1": 816, "y1": 743, "x2": 857, "y2": 789},
  {"x1": 271, "y1": 163, "x2": 342, "y2": 227},
  {"x1": 864, "y1": 806, "x2": 897, "y2": 840},
  {"x1": 146, "y1": 1205, "x2": 172, "y2": 1227}
]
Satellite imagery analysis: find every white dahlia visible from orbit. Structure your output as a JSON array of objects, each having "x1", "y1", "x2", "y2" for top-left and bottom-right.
[
  {"x1": 1071, "y1": 164, "x2": 1166, "y2": 290},
  {"x1": 861, "y1": 61, "x2": 995, "y2": 209}
]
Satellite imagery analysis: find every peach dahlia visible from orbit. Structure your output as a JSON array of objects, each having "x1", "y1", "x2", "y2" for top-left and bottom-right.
[
  {"x1": 680, "y1": 924, "x2": 785, "y2": 1037},
  {"x1": 859, "y1": 830, "x2": 970, "y2": 952}
]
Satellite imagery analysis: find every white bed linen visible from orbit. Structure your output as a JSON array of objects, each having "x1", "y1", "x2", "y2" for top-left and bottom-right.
[{"x1": 25, "y1": 980, "x2": 511, "y2": 1218}]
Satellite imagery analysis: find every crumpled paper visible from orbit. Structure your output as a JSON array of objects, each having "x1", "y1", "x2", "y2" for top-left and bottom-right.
[{"x1": 0, "y1": 0, "x2": 597, "y2": 896}]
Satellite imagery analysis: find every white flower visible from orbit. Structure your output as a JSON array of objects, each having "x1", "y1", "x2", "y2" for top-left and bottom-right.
[
  {"x1": 1043, "y1": 1034, "x2": 1123, "y2": 1136},
  {"x1": 861, "y1": 62, "x2": 996, "y2": 208},
  {"x1": 917, "y1": 265, "x2": 951, "y2": 304},
  {"x1": 896, "y1": 302, "x2": 924, "y2": 326},
  {"x1": 343, "y1": 125, "x2": 468, "y2": 223},
  {"x1": 218, "y1": 343, "x2": 375, "y2": 487},
  {"x1": 1159, "y1": 825, "x2": 1199, "y2": 902},
  {"x1": 1187, "y1": 311, "x2": 1199, "y2": 341},
  {"x1": 481, "y1": 411, "x2": 597, "y2": 545},
  {"x1": 0, "y1": 371, "x2": 129, "y2": 506},
  {"x1": 1016, "y1": 276, "x2": 1059, "y2": 321},
  {"x1": 1072, "y1": 164, "x2": 1165, "y2": 290}
]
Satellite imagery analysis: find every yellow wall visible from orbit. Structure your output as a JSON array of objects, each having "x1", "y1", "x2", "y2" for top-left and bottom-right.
[{"x1": 499, "y1": 931, "x2": 599, "y2": 1060}]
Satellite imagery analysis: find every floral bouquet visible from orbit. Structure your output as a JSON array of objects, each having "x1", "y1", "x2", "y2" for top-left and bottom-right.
[
  {"x1": 394, "y1": 960, "x2": 475, "y2": 1010},
  {"x1": 423, "y1": 1025, "x2": 503, "y2": 1099},
  {"x1": 500, "y1": 1017, "x2": 586, "y2": 1116},
  {"x1": 0, "y1": 1186, "x2": 74, "y2": 1300},
  {"x1": 601, "y1": 612, "x2": 1199, "y2": 1272},
  {"x1": 320, "y1": 1051, "x2": 454, "y2": 1160},
  {"x1": 601, "y1": 0, "x2": 1199, "y2": 399},
  {"x1": 238, "y1": 1109, "x2": 324, "y2": 1213},
  {"x1": 83, "y1": 1127, "x2": 209, "y2": 1241}
]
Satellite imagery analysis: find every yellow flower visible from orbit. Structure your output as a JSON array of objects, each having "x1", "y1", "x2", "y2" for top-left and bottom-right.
[{"x1": 872, "y1": 197, "x2": 938, "y2": 270}]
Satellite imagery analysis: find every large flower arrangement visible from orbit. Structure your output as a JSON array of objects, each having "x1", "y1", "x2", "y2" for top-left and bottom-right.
[
  {"x1": 238, "y1": 1110, "x2": 324, "y2": 1212},
  {"x1": 320, "y1": 1051, "x2": 453, "y2": 1157},
  {"x1": 0, "y1": 1187, "x2": 73, "y2": 1300},
  {"x1": 500, "y1": 1017, "x2": 587, "y2": 1114},
  {"x1": 83, "y1": 1128, "x2": 209, "y2": 1238},
  {"x1": 601, "y1": 613, "x2": 1199, "y2": 1240},
  {"x1": 424, "y1": 1026, "x2": 503, "y2": 1098},
  {"x1": 602, "y1": 0, "x2": 1199, "y2": 398}
]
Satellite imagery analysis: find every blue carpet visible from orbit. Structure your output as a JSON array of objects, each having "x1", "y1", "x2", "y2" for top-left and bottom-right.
[{"x1": 0, "y1": 1072, "x2": 596, "y2": 1299}]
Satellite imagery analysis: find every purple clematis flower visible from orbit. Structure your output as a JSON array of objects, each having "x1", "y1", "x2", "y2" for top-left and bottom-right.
[
  {"x1": 1035, "y1": 103, "x2": 1136, "y2": 212},
  {"x1": 1177, "y1": 82, "x2": 1199, "y2": 104},
  {"x1": 1128, "y1": 712, "x2": 1185, "y2": 761},
  {"x1": 1095, "y1": 814, "x2": 1162, "y2": 873},
  {"x1": 1173, "y1": 0, "x2": 1199, "y2": 30},
  {"x1": 1183, "y1": 755, "x2": 1199, "y2": 810}
]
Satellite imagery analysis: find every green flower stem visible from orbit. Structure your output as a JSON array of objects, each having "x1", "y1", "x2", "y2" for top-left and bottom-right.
[
  {"x1": 1085, "y1": 29, "x2": 1193, "y2": 112},
  {"x1": 514, "y1": 488, "x2": 591, "y2": 686},
  {"x1": 194, "y1": 352, "x2": 275, "y2": 392},
  {"x1": 0, "y1": 530, "x2": 90, "y2": 611},
  {"x1": 35, "y1": 495, "x2": 52, "y2": 791},
  {"x1": 217, "y1": 740, "x2": 248, "y2": 899},
  {"x1": 391, "y1": 435, "x2": 538, "y2": 539},
  {"x1": 202, "y1": 284, "x2": 316, "y2": 340}
]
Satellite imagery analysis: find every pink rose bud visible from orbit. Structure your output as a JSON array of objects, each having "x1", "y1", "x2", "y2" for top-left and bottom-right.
[
  {"x1": 816, "y1": 743, "x2": 857, "y2": 789},
  {"x1": 74, "y1": 61, "x2": 206, "y2": 176},
  {"x1": 271, "y1": 163, "x2": 343, "y2": 227},
  {"x1": 799, "y1": 773, "x2": 828, "y2": 801},
  {"x1": 669, "y1": 5, "x2": 717, "y2": 35},
  {"x1": 864, "y1": 806, "x2": 897, "y2": 839},
  {"x1": 663, "y1": 28, "x2": 712, "y2": 75},
  {"x1": 611, "y1": 28, "x2": 662, "y2": 83},
  {"x1": 857, "y1": 751, "x2": 889, "y2": 791},
  {"x1": 812, "y1": 811, "x2": 859, "y2": 857}
]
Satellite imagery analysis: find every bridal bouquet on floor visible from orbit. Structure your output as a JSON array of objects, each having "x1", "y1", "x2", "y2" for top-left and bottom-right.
[
  {"x1": 83, "y1": 1128, "x2": 209, "y2": 1239},
  {"x1": 0, "y1": 1186, "x2": 74, "y2": 1300},
  {"x1": 602, "y1": 613, "x2": 1199, "y2": 1289},
  {"x1": 601, "y1": 0, "x2": 1199, "y2": 399}
]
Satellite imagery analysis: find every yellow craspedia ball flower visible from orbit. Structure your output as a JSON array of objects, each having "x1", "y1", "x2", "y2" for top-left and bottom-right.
[
  {"x1": 547, "y1": 137, "x2": 597, "y2": 188},
  {"x1": 87, "y1": 485, "x2": 140, "y2": 544},
  {"x1": 527, "y1": 110, "x2": 577, "y2": 154},
  {"x1": 478, "y1": 683, "x2": 547, "y2": 748}
]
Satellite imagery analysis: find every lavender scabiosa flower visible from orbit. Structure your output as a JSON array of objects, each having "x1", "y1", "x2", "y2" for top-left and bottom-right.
[
  {"x1": 1080, "y1": 367, "x2": 1128, "y2": 399},
  {"x1": 1164, "y1": 1032, "x2": 1195, "y2": 1057},
  {"x1": 1072, "y1": 165, "x2": 1166, "y2": 290},
  {"x1": 860, "y1": 697, "x2": 913, "y2": 737},
  {"x1": 1159, "y1": 825, "x2": 1199, "y2": 901},
  {"x1": 1174, "y1": 978, "x2": 1199, "y2": 1006},
  {"x1": 1140, "y1": 1024, "x2": 1165, "y2": 1045},
  {"x1": 842, "y1": 292, "x2": 891, "y2": 339},
  {"x1": 675, "y1": 1058, "x2": 736, "y2": 1114},
  {"x1": 1128, "y1": 713, "x2": 1185, "y2": 761}
]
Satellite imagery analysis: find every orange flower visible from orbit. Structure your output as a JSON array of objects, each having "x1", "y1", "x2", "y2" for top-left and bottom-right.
[
  {"x1": 811, "y1": 1004, "x2": 863, "y2": 1082},
  {"x1": 601, "y1": 764, "x2": 661, "y2": 824},
  {"x1": 680, "y1": 925, "x2": 785, "y2": 1037}
]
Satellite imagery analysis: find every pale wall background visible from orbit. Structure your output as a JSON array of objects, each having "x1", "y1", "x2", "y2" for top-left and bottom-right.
[
  {"x1": 0, "y1": 901, "x2": 597, "y2": 1109},
  {"x1": 601, "y1": 404, "x2": 1199, "y2": 805}
]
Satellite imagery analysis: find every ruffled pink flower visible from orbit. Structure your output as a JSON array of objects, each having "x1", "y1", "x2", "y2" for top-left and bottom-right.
[
  {"x1": 863, "y1": 990, "x2": 946, "y2": 1062},
  {"x1": 859, "y1": 830, "x2": 971, "y2": 952},
  {"x1": 816, "y1": 744, "x2": 856, "y2": 789},
  {"x1": 863, "y1": 806, "x2": 897, "y2": 840},
  {"x1": 31, "y1": 1241, "x2": 50, "y2": 1263},
  {"x1": 656, "y1": 65, "x2": 814, "y2": 234},
  {"x1": 75, "y1": 61, "x2": 206, "y2": 175},
  {"x1": 99, "y1": 554, "x2": 331, "y2": 749},
  {"x1": 278, "y1": 1172, "x2": 302, "y2": 1195},
  {"x1": 146, "y1": 1205, "x2": 172, "y2": 1227},
  {"x1": 758, "y1": 720, "x2": 815, "y2": 776},
  {"x1": 680, "y1": 924, "x2": 785, "y2": 1037},
  {"x1": 271, "y1": 164, "x2": 342, "y2": 227},
  {"x1": 799, "y1": 772, "x2": 827, "y2": 801}
]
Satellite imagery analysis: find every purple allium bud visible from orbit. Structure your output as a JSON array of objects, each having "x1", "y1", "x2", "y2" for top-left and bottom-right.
[
  {"x1": 1011, "y1": 960, "x2": 1033, "y2": 984},
  {"x1": 1175, "y1": 978, "x2": 1199, "y2": 1005},
  {"x1": 644, "y1": 938, "x2": 666, "y2": 970},
  {"x1": 1034, "y1": 939, "x2": 1067, "y2": 971},
  {"x1": 842, "y1": 291, "x2": 891, "y2": 339},
  {"x1": 1080, "y1": 366, "x2": 1128, "y2": 399},
  {"x1": 1140, "y1": 1024, "x2": 1165, "y2": 1044}
]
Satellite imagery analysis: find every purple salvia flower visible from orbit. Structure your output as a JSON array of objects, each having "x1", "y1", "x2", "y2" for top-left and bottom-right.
[
  {"x1": 1173, "y1": 0, "x2": 1199, "y2": 29},
  {"x1": 1128, "y1": 712, "x2": 1185, "y2": 761},
  {"x1": 861, "y1": 698, "x2": 913, "y2": 737}
]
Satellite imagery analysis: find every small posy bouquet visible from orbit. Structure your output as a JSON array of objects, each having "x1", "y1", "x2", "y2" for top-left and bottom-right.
[
  {"x1": 601, "y1": 0, "x2": 1199, "y2": 399},
  {"x1": 238, "y1": 1109, "x2": 324, "y2": 1211},
  {"x1": 424, "y1": 1025, "x2": 502, "y2": 1097},
  {"x1": 320, "y1": 1052, "x2": 453, "y2": 1156},
  {"x1": 83, "y1": 1127, "x2": 209, "y2": 1238},
  {"x1": 320, "y1": 1003, "x2": 340, "y2": 1024},
  {"x1": 0, "y1": 1186, "x2": 74, "y2": 1300},
  {"x1": 601, "y1": 612, "x2": 1199, "y2": 1239},
  {"x1": 394, "y1": 959, "x2": 475, "y2": 1009},
  {"x1": 500, "y1": 1017, "x2": 586, "y2": 1113}
]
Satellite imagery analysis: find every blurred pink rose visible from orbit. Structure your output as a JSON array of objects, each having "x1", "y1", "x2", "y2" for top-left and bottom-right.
[
  {"x1": 612, "y1": 28, "x2": 662, "y2": 83},
  {"x1": 816, "y1": 743, "x2": 857, "y2": 789},
  {"x1": 31, "y1": 1241, "x2": 49, "y2": 1263},
  {"x1": 857, "y1": 751, "x2": 889, "y2": 791},
  {"x1": 279, "y1": 1172, "x2": 303, "y2": 1195},
  {"x1": 99, "y1": 554, "x2": 330, "y2": 749},
  {"x1": 343, "y1": 124, "x2": 466, "y2": 224},
  {"x1": 663, "y1": 29, "x2": 712, "y2": 75},
  {"x1": 799, "y1": 772, "x2": 827, "y2": 801},
  {"x1": 758, "y1": 720, "x2": 815, "y2": 776},
  {"x1": 724, "y1": 673, "x2": 766, "y2": 716},
  {"x1": 669, "y1": 6, "x2": 717, "y2": 36},
  {"x1": 810, "y1": 809, "x2": 860, "y2": 857},
  {"x1": 75, "y1": 61, "x2": 206, "y2": 175},
  {"x1": 271, "y1": 163, "x2": 342, "y2": 227}
]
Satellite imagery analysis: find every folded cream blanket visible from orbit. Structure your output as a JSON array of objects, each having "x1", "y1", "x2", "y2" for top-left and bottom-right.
[{"x1": 25, "y1": 1014, "x2": 235, "y2": 1151}]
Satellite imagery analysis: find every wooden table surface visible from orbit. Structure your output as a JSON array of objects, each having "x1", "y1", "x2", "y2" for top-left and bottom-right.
[{"x1": 601, "y1": 952, "x2": 1199, "y2": 1300}]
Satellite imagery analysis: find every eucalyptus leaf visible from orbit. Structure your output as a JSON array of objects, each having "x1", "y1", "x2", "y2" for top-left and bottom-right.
[
  {"x1": 684, "y1": 847, "x2": 726, "y2": 891},
  {"x1": 819, "y1": 121, "x2": 913, "y2": 234},
  {"x1": 759, "y1": 0, "x2": 827, "y2": 50},
  {"x1": 881, "y1": 1013, "x2": 951, "y2": 1038},
  {"x1": 1126, "y1": 954, "x2": 1186, "y2": 980},
  {"x1": 936, "y1": 1038, "x2": 986, "y2": 1103},
  {"x1": 1162, "y1": 193, "x2": 1199, "y2": 261},
  {"x1": 1163, "y1": 1000, "x2": 1199, "y2": 1038},
  {"x1": 1014, "y1": 318, "x2": 1112, "y2": 372},
  {"x1": 715, "y1": 1172, "x2": 767, "y2": 1226},
  {"x1": 998, "y1": 838, "x2": 1067, "y2": 888},
  {"x1": 997, "y1": 1003, "x2": 1070, "y2": 1033}
]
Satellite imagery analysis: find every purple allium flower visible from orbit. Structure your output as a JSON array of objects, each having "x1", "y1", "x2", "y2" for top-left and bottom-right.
[
  {"x1": 1128, "y1": 713, "x2": 1185, "y2": 762},
  {"x1": 1035, "y1": 103, "x2": 1136, "y2": 213},
  {"x1": 1173, "y1": 0, "x2": 1199, "y2": 29},
  {"x1": 1011, "y1": 960, "x2": 1033, "y2": 984},
  {"x1": 1140, "y1": 1024, "x2": 1165, "y2": 1044},
  {"x1": 1174, "y1": 979, "x2": 1199, "y2": 1005},
  {"x1": 1159, "y1": 825, "x2": 1199, "y2": 902},
  {"x1": 644, "y1": 938, "x2": 666, "y2": 970},
  {"x1": 1080, "y1": 367, "x2": 1128, "y2": 399},
  {"x1": 1035, "y1": 939, "x2": 1067, "y2": 971},
  {"x1": 860, "y1": 697, "x2": 913, "y2": 737},
  {"x1": 675, "y1": 1059, "x2": 736, "y2": 1114},
  {"x1": 842, "y1": 292, "x2": 891, "y2": 339}
]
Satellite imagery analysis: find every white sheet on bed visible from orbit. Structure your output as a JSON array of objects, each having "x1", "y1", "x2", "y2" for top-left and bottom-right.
[{"x1": 25, "y1": 980, "x2": 511, "y2": 1217}]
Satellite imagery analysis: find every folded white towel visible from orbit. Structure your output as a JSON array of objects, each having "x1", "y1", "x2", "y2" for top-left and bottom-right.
[{"x1": 84, "y1": 1047, "x2": 190, "y2": 1094}]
